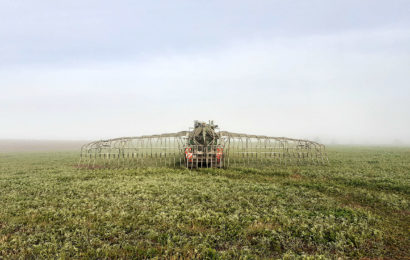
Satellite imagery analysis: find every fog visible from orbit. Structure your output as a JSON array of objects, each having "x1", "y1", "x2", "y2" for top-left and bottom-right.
[{"x1": 1, "y1": 0, "x2": 409, "y2": 145}]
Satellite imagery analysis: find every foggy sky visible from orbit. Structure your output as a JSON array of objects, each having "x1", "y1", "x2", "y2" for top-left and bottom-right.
[{"x1": 1, "y1": 0, "x2": 409, "y2": 145}]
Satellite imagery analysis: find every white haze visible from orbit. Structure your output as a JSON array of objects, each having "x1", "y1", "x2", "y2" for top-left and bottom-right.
[{"x1": 0, "y1": 1, "x2": 409, "y2": 145}]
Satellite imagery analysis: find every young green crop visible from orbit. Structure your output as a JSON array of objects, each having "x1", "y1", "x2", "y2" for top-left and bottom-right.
[{"x1": 0, "y1": 147, "x2": 409, "y2": 258}]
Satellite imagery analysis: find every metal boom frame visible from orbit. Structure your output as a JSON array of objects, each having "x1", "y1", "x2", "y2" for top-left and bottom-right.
[{"x1": 79, "y1": 130, "x2": 328, "y2": 169}]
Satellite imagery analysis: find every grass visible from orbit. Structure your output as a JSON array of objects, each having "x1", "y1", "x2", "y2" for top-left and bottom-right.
[{"x1": 0, "y1": 146, "x2": 409, "y2": 258}]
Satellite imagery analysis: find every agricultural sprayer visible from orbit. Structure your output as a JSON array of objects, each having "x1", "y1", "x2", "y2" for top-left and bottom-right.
[{"x1": 79, "y1": 120, "x2": 328, "y2": 169}]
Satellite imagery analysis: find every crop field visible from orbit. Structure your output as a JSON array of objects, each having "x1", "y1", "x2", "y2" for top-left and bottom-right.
[{"x1": 0, "y1": 146, "x2": 409, "y2": 259}]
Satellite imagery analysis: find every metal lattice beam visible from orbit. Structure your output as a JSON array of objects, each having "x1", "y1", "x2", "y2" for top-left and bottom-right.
[{"x1": 78, "y1": 127, "x2": 328, "y2": 169}]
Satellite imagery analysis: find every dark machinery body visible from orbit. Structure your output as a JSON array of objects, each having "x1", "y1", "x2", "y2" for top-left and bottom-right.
[{"x1": 184, "y1": 121, "x2": 224, "y2": 168}]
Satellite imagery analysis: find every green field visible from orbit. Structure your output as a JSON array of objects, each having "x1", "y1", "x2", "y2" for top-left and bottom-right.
[{"x1": 0, "y1": 147, "x2": 409, "y2": 259}]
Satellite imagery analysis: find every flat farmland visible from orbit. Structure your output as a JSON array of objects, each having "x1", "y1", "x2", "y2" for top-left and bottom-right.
[{"x1": 0, "y1": 146, "x2": 409, "y2": 258}]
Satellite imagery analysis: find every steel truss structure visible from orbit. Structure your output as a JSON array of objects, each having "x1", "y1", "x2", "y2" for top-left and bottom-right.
[{"x1": 79, "y1": 130, "x2": 328, "y2": 169}]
